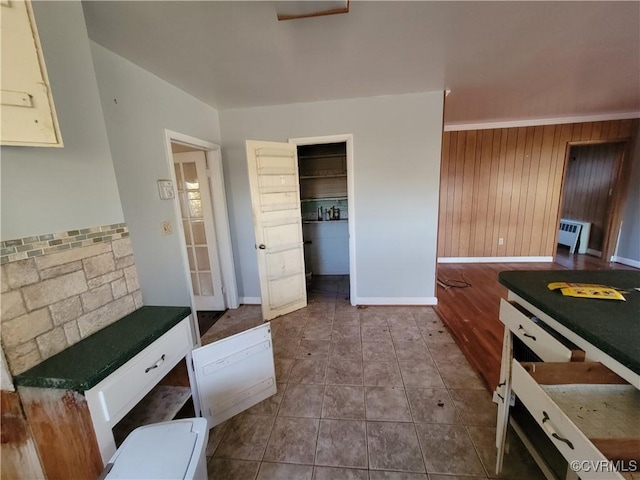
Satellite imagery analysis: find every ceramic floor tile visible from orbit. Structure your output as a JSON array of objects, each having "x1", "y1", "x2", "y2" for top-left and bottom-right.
[
  {"x1": 449, "y1": 389, "x2": 497, "y2": 426},
  {"x1": 398, "y1": 360, "x2": 445, "y2": 388},
  {"x1": 426, "y1": 342, "x2": 467, "y2": 366},
  {"x1": 303, "y1": 322, "x2": 333, "y2": 340},
  {"x1": 359, "y1": 313, "x2": 388, "y2": 325},
  {"x1": 256, "y1": 462, "x2": 313, "y2": 480},
  {"x1": 414, "y1": 423, "x2": 485, "y2": 476},
  {"x1": 412, "y1": 309, "x2": 442, "y2": 327},
  {"x1": 313, "y1": 466, "x2": 369, "y2": 480},
  {"x1": 276, "y1": 323, "x2": 305, "y2": 339},
  {"x1": 206, "y1": 420, "x2": 231, "y2": 456},
  {"x1": 389, "y1": 325, "x2": 423, "y2": 342},
  {"x1": 405, "y1": 387, "x2": 461, "y2": 424},
  {"x1": 365, "y1": 386, "x2": 412, "y2": 421},
  {"x1": 368, "y1": 471, "x2": 428, "y2": 480},
  {"x1": 289, "y1": 358, "x2": 327, "y2": 384},
  {"x1": 330, "y1": 339, "x2": 363, "y2": 361},
  {"x1": 207, "y1": 458, "x2": 260, "y2": 480},
  {"x1": 392, "y1": 341, "x2": 431, "y2": 362},
  {"x1": 428, "y1": 475, "x2": 487, "y2": 480},
  {"x1": 421, "y1": 327, "x2": 455, "y2": 344},
  {"x1": 466, "y1": 425, "x2": 545, "y2": 480},
  {"x1": 273, "y1": 336, "x2": 301, "y2": 359},
  {"x1": 296, "y1": 339, "x2": 330, "y2": 359},
  {"x1": 214, "y1": 414, "x2": 275, "y2": 461},
  {"x1": 332, "y1": 323, "x2": 361, "y2": 339},
  {"x1": 278, "y1": 383, "x2": 324, "y2": 418},
  {"x1": 244, "y1": 383, "x2": 286, "y2": 416},
  {"x1": 385, "y1": 313, "x2": 417, "y2": 328},
  {"x1": 362, "y1": 341, "x2": 397, "y2": 362},
  {"x1": 263, "y1": 417, "x2": 320, "y2": 465},
  {"x1": 275, "y1": 357, "x2": 294, "y2": 383},
  {"x1": 315, "y1": 419, "x2": 368, "y2": 468},
  {"x1": 361, "y1": 324, "x2": 392, "y2": 342},
  {"x1": 333, "y1": 311, "x2": 360, "y2": 323},
  {"x1": 366, "y1": 421, "x2": 425, "y2": 473},
  {"x1": 363, "y1": 361, "x2": 403, "y2": 387},
  {"x1": 437, "y1": 361, "x2": 485, "y2": 390},
  {"x1": 322, "y1": 385, "x2": 366, "y2": 420},
  {"x1": 326, "y1": 358, "x2": 363, "y2": 385}
]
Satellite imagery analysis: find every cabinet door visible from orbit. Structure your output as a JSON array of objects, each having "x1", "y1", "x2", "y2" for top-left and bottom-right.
[{"x1": 191, "y1": 323, "x2": 276, "y2": 428}]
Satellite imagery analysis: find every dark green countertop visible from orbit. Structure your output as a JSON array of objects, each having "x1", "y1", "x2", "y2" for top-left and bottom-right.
[
  {"x1": 499, "y1": 270, "x2": 640, "y2": 376},
  {"x1": 14, "y1": 306, "x2": 191, "y2": 392}
]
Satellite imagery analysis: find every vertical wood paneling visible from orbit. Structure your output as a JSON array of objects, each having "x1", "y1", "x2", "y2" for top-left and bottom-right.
[{"x1": 438, "y1": 119, "x2": 638, "y2": 258}]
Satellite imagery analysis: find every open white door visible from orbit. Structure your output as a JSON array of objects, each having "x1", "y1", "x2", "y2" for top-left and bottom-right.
[
  {"x1": 173, "y1": 151, "x2": 225, "y2": 311},
  {"x1": 246, "y1": 140, "x2": 307, "y2": 320},
  {"x1": 191, "y1": 323, "x2": 276, "y2": 428}
]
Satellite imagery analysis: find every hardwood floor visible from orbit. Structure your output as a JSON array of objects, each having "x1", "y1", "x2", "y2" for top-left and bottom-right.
[{"x1": 434, "y1": 249, "x2": 637, "y2": 393}]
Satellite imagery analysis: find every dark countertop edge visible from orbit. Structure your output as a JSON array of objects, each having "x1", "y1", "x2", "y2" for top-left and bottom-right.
[
  {"x1": 14, "y1": 305, "x2": 191, "y2": 392},
  {"x1": 498, "y1": 270, "x2": 640, "y2": 375}
]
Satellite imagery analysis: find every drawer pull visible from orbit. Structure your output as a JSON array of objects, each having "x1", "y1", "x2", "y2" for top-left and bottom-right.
[
  {"x1": 145, "y1": 354, "x2": 166, "y2": 373},
  {"x1": 542, "y1": 411, "x2": 574, "y2": 450},
  {"x1": 518, "y1": 325, "x2": 536, "y2": 341}
]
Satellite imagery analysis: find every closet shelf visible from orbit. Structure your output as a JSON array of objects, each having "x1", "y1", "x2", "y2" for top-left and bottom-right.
[
  {"x1": 300, "y1": 174, "x2": 347, "y2": 179},
  {"x1": 301, "y1": 196, "x2": 347, "y2": 203}
]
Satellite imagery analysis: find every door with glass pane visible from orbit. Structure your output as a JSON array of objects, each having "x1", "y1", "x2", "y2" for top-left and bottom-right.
[{"x1": 173, "y1": 151, "x2": 225, "y2": 311}]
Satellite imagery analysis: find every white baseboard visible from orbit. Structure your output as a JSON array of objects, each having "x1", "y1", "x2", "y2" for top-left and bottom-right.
[
  {"x1": 353, "y1": 297, "x2": 438, "y2": 306},
  {"x1": 438, "y1": 256, "x2": 554, "y2": 263},
  {"x1": 611, "y1": 256, "x2": 640, "y2": 269},
  {"x1": 586, "y1": 249, "x2": 602, "y2": 257},
  {"x1": 239, "y1": 296, "x2": 261, "y2": 305}
]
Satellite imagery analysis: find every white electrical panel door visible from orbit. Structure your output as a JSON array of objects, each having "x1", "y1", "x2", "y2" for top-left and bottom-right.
[
  {"x1": 1, "y1": 0, "x2": 62, "y2": 146},
  {"x1": 191, "y1": 322, "x2": 276, "y2": 428}
]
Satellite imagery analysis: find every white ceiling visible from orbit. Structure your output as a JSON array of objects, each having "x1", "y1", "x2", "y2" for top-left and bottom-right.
[{"x1": 81, "y1": 1, "x2": 640, "y2": 126}]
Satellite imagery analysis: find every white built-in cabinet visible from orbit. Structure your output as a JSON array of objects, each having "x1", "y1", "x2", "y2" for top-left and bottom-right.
[{"x1": 1, "y1": 0, "x2": 62, "y2": 146}]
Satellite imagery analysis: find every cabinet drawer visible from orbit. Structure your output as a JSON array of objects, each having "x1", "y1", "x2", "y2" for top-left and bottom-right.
[
  {"x1": 512, "y1": 360, "x2": 638, "y2": 480},
  {"x1": 500, "y1": 299, "x2": 583, "y2": 362},
  {"x1": 90, "y1": 319, "x2": 192, "y2": 425}
]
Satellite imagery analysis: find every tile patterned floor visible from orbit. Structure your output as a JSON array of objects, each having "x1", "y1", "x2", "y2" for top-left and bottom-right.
[{"x1": 201, "y1": 277, "x2": 545, "y2": 480}]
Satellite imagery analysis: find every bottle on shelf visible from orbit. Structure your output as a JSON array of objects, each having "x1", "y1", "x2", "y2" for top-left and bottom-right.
[{"x1": 317, "y1": 206, "x2": 323, "y2": 221}]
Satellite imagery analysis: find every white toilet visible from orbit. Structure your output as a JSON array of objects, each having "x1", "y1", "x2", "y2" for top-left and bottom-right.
[{"x1": 102, "y1": 418, "x2": 208, "y2": 480}]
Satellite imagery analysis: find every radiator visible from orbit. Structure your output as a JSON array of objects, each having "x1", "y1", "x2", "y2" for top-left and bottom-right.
[{"x1": 558, "y1": 218, "x2": 591, "y2": 254}]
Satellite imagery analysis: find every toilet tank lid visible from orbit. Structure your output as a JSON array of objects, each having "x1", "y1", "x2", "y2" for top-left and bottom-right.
[{"x1": 105, "y1": 418, "x2": 208, "y2": 480}]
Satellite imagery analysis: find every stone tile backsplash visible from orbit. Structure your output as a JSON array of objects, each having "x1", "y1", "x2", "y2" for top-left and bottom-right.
[{"x1": 1, "y1": 224, "x2": 142, "y2": 376}]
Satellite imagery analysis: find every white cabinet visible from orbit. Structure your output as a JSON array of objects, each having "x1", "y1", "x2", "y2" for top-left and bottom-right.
[
  {"x1": 17, "y1": 309, "x2": 275, "y2": 478},
  {"x1": 1, "y1": 0, "x2": 62, "y2": 146}
]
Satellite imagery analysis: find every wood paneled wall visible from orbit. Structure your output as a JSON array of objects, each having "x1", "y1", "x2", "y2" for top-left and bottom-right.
[
  {"x1": 562, "y1": 143, "x2": 625, "y2": 252},
  {"x1": 438, "y1": 119, "x2": 638, "y2": 258}
]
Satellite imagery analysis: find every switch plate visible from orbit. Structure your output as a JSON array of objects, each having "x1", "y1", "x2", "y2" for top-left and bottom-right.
[
  {"x1": 157, "y1": 179, "x2": 175, "y2": 200},
  {"x1": 498, "y1": 237, "x2": 504, "y2": 245}
]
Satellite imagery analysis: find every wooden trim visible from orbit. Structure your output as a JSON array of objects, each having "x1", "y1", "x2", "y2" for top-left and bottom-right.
[
  {"x1": 18, "y1": 387, "x2": 103, "y2": 480},
  {"x1": 277, "y1": 2, "x2": 349, "y2": 21},
  {"x1": 520, "y1": 362, "x2": 628, "y2": 385},
  {"x1": 445, "y1": 112, "x2": 640, "y2": 132},
  {"x1": 438, "y1": 256, "x2": 553, "y2": 263}
]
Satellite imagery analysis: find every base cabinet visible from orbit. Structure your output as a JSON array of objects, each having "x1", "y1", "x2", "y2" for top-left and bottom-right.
[{"x1": 15, "y1": 309, "x2": 276, "y2": 479}]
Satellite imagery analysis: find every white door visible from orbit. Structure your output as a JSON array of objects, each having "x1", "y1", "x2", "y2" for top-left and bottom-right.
[
  {"x1": 174, "y1": 152, "x2": 225, "y2": 311},
  {"x1": 246, "y1": 140, "x2": 307, "y2": 320},
  {"x1": 191, "y1": 322, "x2": 276, "y2": 428}
]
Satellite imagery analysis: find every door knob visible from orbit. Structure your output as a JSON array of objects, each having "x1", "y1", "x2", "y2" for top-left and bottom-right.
[{"x1": 258, "y1": 244, "x2": 266, "y2": 249}]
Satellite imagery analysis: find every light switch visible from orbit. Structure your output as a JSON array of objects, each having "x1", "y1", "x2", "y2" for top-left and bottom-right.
[{"x1": 157, "y1": 179, "x2": 175, "y2": 200}]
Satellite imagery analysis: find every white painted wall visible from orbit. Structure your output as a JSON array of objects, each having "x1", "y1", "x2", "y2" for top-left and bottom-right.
[
  {"x1": 219, "y1": 93, "x2": 444, "y2": 303},
  {"x1": 89, "y1": 42, "x2": 222, "y2": 307},
  {"x1": 0, "y1": 1, "x2": 123, "y2": 240}
]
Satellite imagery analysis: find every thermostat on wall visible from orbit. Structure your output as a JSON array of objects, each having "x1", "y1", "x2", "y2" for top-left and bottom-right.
[{"x1": 157, "y1": 179, "x2": 175, "y2": 200}]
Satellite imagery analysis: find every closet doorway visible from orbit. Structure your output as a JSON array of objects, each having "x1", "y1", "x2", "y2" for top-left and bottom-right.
[{"x1": 289, "y1": 135, "x2": 355, "y2": 304}]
